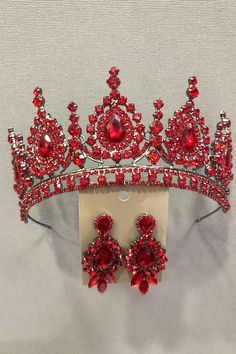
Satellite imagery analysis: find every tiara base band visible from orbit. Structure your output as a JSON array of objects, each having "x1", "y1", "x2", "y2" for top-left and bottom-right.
[{"x1": 20, "y1": 165, "x2": 229, "y2": 222}]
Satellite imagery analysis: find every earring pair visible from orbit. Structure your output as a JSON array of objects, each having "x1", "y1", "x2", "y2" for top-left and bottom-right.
[{"x1": 82, "y1": 214, "x2": 167, "y2": 295}]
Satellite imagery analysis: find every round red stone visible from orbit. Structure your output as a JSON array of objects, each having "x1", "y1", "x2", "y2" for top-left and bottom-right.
[
  {"x1": 136, "y1": 245, "x2": 156, "y2": 267},
  {"x1": 181, "y1": 123, "x2": 197, "y2": 150},
  {"x1": 38, "y1": 133, "x2": 53, "y2": 158},
  {"x1": 95, "y1": 246, "x2": 114, "y2": 269},
  {"x1": 106, "y1": 114, "x2": 125, "y2": 142},
  {"x1": 188, "y1": 86, "x2": 199, "y2": 99}
]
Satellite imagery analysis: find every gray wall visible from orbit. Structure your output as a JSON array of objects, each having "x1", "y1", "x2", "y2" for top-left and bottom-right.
[{"x1": 0, "y1": 1, "x2": 235, "y2": 354}]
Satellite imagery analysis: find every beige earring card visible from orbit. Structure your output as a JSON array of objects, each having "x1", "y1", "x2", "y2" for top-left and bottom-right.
[{"x1": 79, "y1": 185, "x2": 169, "y2": 284}]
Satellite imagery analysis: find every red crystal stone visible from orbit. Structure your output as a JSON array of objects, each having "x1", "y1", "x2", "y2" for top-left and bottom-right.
[
  {"x1": 154, "y1": 99, "x2": 164, "y2": 109},
  {"x1": 109, "y1": 66, "x2": 119, "y2": 76},
  {"x1": 107, "y1": 76, "x2": 121, "y2": 89},
  {"x1": 131, "y1": 271, "x2": 143, "y2": 287},
  {"x1": 181, "y1": 123, "x2": 197, "y2": 150},
  {"x1": 33, "y1": 95, "x2": 44, "y2": 107},
  {"x1": 38, "y1": 134, "x2": 53, "y2": 158},
  {"x1": 225, "y1": 148, "x2": 231, "y2": 168},
  {"x1": 106, "y1": 114, "x2": 125, "y2": 142},
  {"x1": 148, "y1": 150, "x2": 160, "y2": 164},
  {"x1": 137, "y1": 215, "x2": 156, "y2": 235},
  {"x1": 95, "y1": 246, "x2": 114, "y2": 269},
  {"x1": 151, "y1": 121, "x2": 163, "y2": 134},
  {"x1": 97, "y1": 278, "x2": 107, "y2": 293},
  {"x1": 96, "y1": 215, "x2": 112, "y2": 235},
  {"x1": 67, "y1": 101, "x2": 78, "y2": 112},
  {"x1": 188, "y1": 86, "x2": 199, "y2": 99},
  {"x1": 72, "y1": 153, "x2": 85, "y2": 166},
  {"x1": 139, "y1": 278, "x2": 149, "y2": 295},
  {"x1": 136, "y1": 245, "x2": 156, "y2": 267}
]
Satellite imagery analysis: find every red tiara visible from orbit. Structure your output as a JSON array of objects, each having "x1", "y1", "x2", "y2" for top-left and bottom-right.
[{"x1": 8, "y1": 67, "x2": 233, "y2": 222}]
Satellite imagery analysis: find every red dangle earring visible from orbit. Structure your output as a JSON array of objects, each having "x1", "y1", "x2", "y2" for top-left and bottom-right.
[
  {"x1": 125, "y1": 214, "x2": 168, "y2": 295},
  {"x1": 82, "y1": 214, "x2": 124, "y2": 293}
]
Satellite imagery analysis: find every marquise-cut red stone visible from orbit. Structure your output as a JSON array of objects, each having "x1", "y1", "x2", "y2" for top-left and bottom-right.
[
  {"x1": 106, "y1": 114, "x2": 125, "y2": 142},
  {"x1": 181, "y1": 123, "x2": 197, "y2": 150},
  {"x1": 136, "y1": 245, "x2": 156, "y2": 267},
  {"x1": 95, "y1": 246, "x2": 114, "y2": 269},
  {"x1": 139, "y1": 278, "x2": 149, "y2": 295},
  {"x1": 38, "y1": 133, "x2": 53, "y2": 158}
]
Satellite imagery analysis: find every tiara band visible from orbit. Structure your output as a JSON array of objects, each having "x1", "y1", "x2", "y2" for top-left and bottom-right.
[{"x1": 8, "y1": 67, "x2": 233, "y2": 223}]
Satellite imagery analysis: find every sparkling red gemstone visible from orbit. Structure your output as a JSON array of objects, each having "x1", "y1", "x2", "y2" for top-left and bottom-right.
[
  {"x1": 181, "y1": 123, "x2": 197, "y2": 150},
  {"x1": 126, "y1": 103, "x2": 135, "y2": 113},
  {"x1": 118, "y1": 96, "x2": 127, "y2": 105},
  {"x1": 95, "y1": 215, "x2": 112, "y2": 235},
  {"x1": 150, "y1": 121, "x2": 163, "y2": 134},
  {"x1": 97, "y1": 278, "x2": 107, "y2": 293},
  {"x1": 110, "y1": 89, "x2": 120, "y2": 99},
  {"x1": 131, "y1": 271, "x2": 143, "y2": 287},
  {"x1": 103, "y1": 96, "x2": 111, "y2": 106},
  {"x1": 154, "y1": 99, "x2": 164, "y2": 110},
  {"x1": 69, "y1": 137, "x2": 81, "y2": 151},
  {"x1": 69, "y1": 113, "x2": 79, "y2": 123},
  {"x1": 95, "y1": 246, "x2": 114, "y2": 269},
  {"x1": 107, "y1": 76, "x2": 121, "y2": 89},
  {"x1": 136, "y1": 244, "x2": 156, "y2": 267},
  {"x1": 189, "y1": 76, "x2": 198, "y2": 85},
  {"x1": 67, "y1": 102, "x2": 78, "y2": 112},
  {"x1": 106, "y1": 114, "x2": 125, "y2": 142},
  {"x1": 148, "y1": 150, "x2": 160, "y2": 164},
  {"x1": 38, "y1": 133, "x2": 53, "y2": 158},
  {"x1": 153, "y1": 111, "x2": 163, "y2": 120},
  {"x1": 188, "y1": 86, "x2": 199, "y2": 99},
  {"x1": 95, "y1": 105, "x2": 104, "y2": 115},
  {"x1": 72, "y1": 153, "x2": 85, "y2": 167},
  {"x1": 133, "y1": 113, "x2": 142, "y2": 123},
  {"x1": 225, "y1": 148, "x2": 231, "y2": 168},
  {"x1": 139, "y1": 278, "x2": 149, "y2": 295},
  {"x1": 109, "y1": 66, "x2": 119, "y2": 76},
  {"x1": 137, "y1": 215, "x2": 155, "y2": 235},
  {"x1": 33, "y1": 95, "x2": 44, "y2": 107}
]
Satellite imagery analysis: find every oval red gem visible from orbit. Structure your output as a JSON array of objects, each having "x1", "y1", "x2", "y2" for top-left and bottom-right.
[
  {"x1": 181, "y1": 123, "x2": 197, "y2": 151},
  {"x1": 38, "y1": 133, "x2": 53, "y2": 158},
  {"x1": 136, "y1": 245, "x2": 156, "y2": 267},
  {"x1": 95, "y1": 245, "x2": 114, "y2": 270},
  {"x1": 106, "y1": 114, "x2": 125, "y2": 142}
]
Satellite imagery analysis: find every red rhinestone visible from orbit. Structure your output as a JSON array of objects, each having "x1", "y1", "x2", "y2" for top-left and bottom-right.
[
  {"x1": 225, "y1": 148, "x2": 231, "y2": 168},
  {"x1": 98, "y1": 175, "x2": 106, "y2": 184},
  {"x1": 97, "y1": 278, "x2": 107, "y2": 293},
  {"x1": 126, "y1": 103, "x2": 135, "y2": 113},
  {"x1": 67, "y1": 101, "x2": 78, "y2": 112},
  {"x1": 112, "y1": 152, "x2": 122, "y2": 163},
  {"x1": 124, "y1": 150, "x2": 132, "y2": 159},
  {"x1": 107, "y1": 76, "x2": 121, "y2": 89},
  {"x1": 80, "y1": 176, "x2": 89, "y2": 187},
  {"x1": 181, "y1": 123, "x2": 197, "y2": 150},
  {"x1": 206, "y1": 165, "x2": 215, "y2": 176},
  {"x1": 131, "y1": 144, "x2": 139, "y2": 154},
  {"x1": 88, "y1": 275, "x2": 97, "y2": 288},
  {"x1": 96, "y1": 215, "x2": 112, "y2": 235},
  {"x1": 33, "y1": 95, "x2": 44, "y2": 107},
  {"x1": 139, "y1": 278, "x2": 149, "y2": 295},
  {"x1": 110, "y1": 89, "x2": 120, "y2": 99},
  {"x1": 133, "y1": 113, "x2": 142, "y2": 123},
  {"x1": 92, "y1": 146, "x2": 101, "y2": 159},
  {"x1": 67, "y1": 177, "x2": 75, "y2": 189},
  {"x1": 137, "y1": 215, "x2": 155, "y2": 235},
  {"x1": 33, "y1": 87, "x2": 42, "y2": 96},
  {"x1": 68, "y1": 124, "x2": 82, "y2": 136},
  {"x1": 69, "y1": 137, "x2": 81, "y2": 150},
  {"x1": 148, "y1": 150, "x2": 160, "y2": 164},
  {"x1": 103, "y1": 96, "x2": 111, "y2": 106},
  {"x1": 150, "y1": 121, "x2": 163, "y2": 134},
  {"x1": 106, "y1": 114, "x2": 125, "y2": 142},
  {"x1": 38, "y1": 133, "x2": 53, "y2": 158},
  {"x1": 135, "y1": 125, "x2": 145, "y2": 136},
  {"x1": 87, "y1": 124, "x2": 95, "y2": 134},
  {"x1": 197, "y1": 116, "x2": 205, "y2": 125},
  {"x1": 202, "y1": 125, "x2": 209, "y2": 134},
  {"x1": 154, "y1": 99, "x2": 164, "y2": 110},
  {"x1": 69, "y1": 113, "x2": 79, "y2": 123},
  {"x1": 95, "y1": 105, "x2": 104, "y2": 115},
  {"x1": 88, "y1": 114, "x2": 97, "y2": 124},
  {"x1": 150, "y1": 135, "x2": 162, "y2": 147},
  {"x1": 72, "y1": 153, "x2": 85, "y2": 167},
  {"x1": 204, "y1": 136, "x2": 210, "y2": 145},
  {"x1": 188, "y1": 86, "x2": 199, "y2": 99},
  {"x1": 118, "y1": 96, "x2": 127, "y2": 105},
  {"x1": 189, "y1": 76, "x2": 198, "y2": 85},
  {"x1": 87, "y1": 136, "x2": 96, "y2": 146},
  {"x1": 95, "y1": 246, "x2": 114, "y2": 269},
  {"x1": 131, "y1": 271, "x2": 143, "y2": 287},
  {"x1": 102, "y1": 150, "x2": 110, "y2": 159},
  {"x1": 153, "y1": 111, "x2": 163, "y2": 120},
  {"x1": 136, "y1": 134, "x2": 143, "y2": 143},
  {"x1": 109, "y1": 66, "x2": 119, "y2": 76},
  {"x1": 132, "y1": 173, "x2": 141, "y2": 182},
  {"x1": 116, "y1": 173, "x2": 124, "y2": 183}
]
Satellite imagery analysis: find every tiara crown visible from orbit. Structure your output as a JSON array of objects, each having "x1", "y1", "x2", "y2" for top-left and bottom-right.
[{"x1": 8, "y1": 67, "x2": 233, "y2": 222}]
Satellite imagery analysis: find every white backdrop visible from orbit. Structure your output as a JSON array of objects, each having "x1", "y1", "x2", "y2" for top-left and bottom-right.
[{"x1": 0, "y1": 1, "x2": 236, "y2": 354}]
